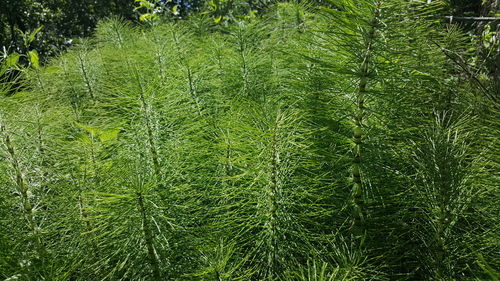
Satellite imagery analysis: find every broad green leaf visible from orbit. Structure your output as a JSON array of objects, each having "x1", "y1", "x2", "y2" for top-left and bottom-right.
[
  {"x1": 6, "y1": 53, "x2": 21, "y2": 68},
  {"x1": 45, "y1": 66, "x2": 60, "y2": 74},
  {"x1": 75, "y1": 122, "x2": 100, "y2": 138},
  {"x1": 214, "y1": 15, "x2": 223, "y2": 24},
  {"x1": 99, "y1": 129, "x2": 120, "y2": 142},
  {"x1": 209, "y1": 0, "x2": 217, "y2": 9},
  {"x1": 0, "y1": 53, "x2": 21, "y2": 76},
  {"x1": 409, "y1": 69, "x2": 433, "y2": 79},
  {"x1": 135, "y1": 0, "x2": 152, "y2": 10},
  {"x1": 139, "y1": 13, "x2": 158, "y2": 22},
  {"x1": 28, "y1": 50, "x2": 40, "y2": 69},
  {"x1": 28, "y1": 26, "x2": 44, "y2": 44}
]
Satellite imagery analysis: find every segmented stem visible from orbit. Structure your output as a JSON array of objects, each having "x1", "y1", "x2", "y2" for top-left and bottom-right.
[
  {"x1": 136, "y1": 192, "x2": 161, "y2": 279},
  {"x1": 171, "y1": 29, "x2": 204, "y2": 117},
  {"x1": 0, "y1": 118, "x2": 47, "y2": 266},
  {"x1": 265, "y1": 119, "x2": 281, "y2": 278},
  {"x1": 77, "y1": 51, "x2": 96, "y2": 101},
  {"x1": 350, "y1": 2, "x2": 380, "y2": 239},
  {"x1": 132, "y1": 65, "x2": 161, "y2": 179}
]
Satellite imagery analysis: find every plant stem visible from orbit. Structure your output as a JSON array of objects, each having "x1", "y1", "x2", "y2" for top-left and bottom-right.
[
  {"x1": 0, "y1": 118, "x2": 47, "y2": 268},
  {"x1": 171, "y1": 29, "x2": 204, "y2": 117},
  {"x1": 266, "y1": 120, "x2": 281, "y2": 278},
  {"x1": 77, "y1": 51, "x2": 95, "y2": 101},
  {"x1": 132, "y1": 65, "x2": 161, "y2": 179},
  {"x1": 136, "y1": 192, "x2": 161, "y2": 279},
  {"x1": 350, "y1": 2, "x2": 380, "y2": 239}
]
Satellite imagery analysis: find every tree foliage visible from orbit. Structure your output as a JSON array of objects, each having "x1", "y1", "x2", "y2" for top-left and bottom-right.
[{"x1": 0, "y1": 0, "x2": 137, "y2": 60}]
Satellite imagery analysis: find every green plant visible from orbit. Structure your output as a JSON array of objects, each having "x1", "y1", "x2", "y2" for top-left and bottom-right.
[{"x1": 0, "y1": 2, "x2": 497, "y2": 280}]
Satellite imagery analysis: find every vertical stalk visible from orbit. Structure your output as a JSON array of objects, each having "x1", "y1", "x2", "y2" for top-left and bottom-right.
[
  {"x1": 150, "y1": 30, "x2": 166, "y2": 83},
  {"x1": 126, "y1": 55, "x2": 163, "y2": 279},
  {"x1": 435, "y1": 198, "x2": 446, "y2": 279},
  {"x1": 112, "y1": 21, "x2": 125, "y2": 49},
  {"x1": 0, "y1": 117, "x2": 46, "y2": 266},
  {"x1": 132, "y1": 66, "x2": 161, "y2": 179},
  {"x1": 267, "y1": 122, "x2": 281, "y2": 278},
  {"x1": 33, "y1": 106, "x2": 45, "y2": 167},
  {"x1": 155, "y1": 48, "x2": 165, "y2": 82},
  {"x1": 113, "y1": 23, "x2": 161, "y2": 181},
  {"x1": 34, "y1": 70, "x2": 46, "y2": 95},
  {"x1": 222, "y1": 133, "x2": 233, "y2": 190},
  {"x1": 350, "y1": 2, "x2": 380, "y2": 239},
  {"x1": 236, "y1": 26, "x2": 249, "y2": 95},
  {"x1": 61, "y1": 58, "x2": 83, "y2": 113},
  {"x1": 76, "y1": 51, "x2": 96, "y2": 101},
  {"x1": 77, "y1": 188, "x2": 100, "y2": 255},
  {"x1": 171, "y1": 30, "x2": 204, "y2": 117},
  {"x1": 263, "y1": 116, "x2": 283, "y2": 279},
  {"x1": 34, "y1": 107, "x2": 49, "y2": 191},
  {"x1": 78, "y1": 193, "x2": 92, "y2": 232},
  {"x1": 75, "y1": 130, "x2": 100, "y2": 253},
  {"x1": 136, "y1": 192, "x2": 161, "y2": 279},
  {"x1": 434, "y1": 125, "x2": 453, "y2": 279},
  {"x1": 214, "y1": 43, "x2": 225, "y2": 75}
]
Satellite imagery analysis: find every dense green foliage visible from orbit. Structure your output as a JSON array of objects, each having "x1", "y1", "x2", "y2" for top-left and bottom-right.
[
  {"x1": 0, "y1": 0, "x2": 498, "y2": 280},
  {"x1": 1, "y1": 0, "x2": 496, "y2": 62},
  {"x1": 0, "y1": 0, "x2": 137, "y2": 60}
]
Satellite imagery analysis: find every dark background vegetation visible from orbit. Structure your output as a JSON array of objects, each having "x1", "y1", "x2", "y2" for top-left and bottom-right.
[
  {"x1": 1, "y1": 0, "x2": 498, "y2": 103},
  {"x1": 1, "y1": 0, "x2": 136, "y2": 59},
  {"x1": 0, "y1": 0, "x2": 497, "y2": 61}
]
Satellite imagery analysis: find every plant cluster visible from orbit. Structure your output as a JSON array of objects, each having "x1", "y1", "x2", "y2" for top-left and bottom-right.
[{"x1": 0, "y1": 0, "x2": 498, "y2": 280}]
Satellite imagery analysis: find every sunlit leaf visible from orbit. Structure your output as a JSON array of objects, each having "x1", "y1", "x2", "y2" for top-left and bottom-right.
[
  {"x1": 214, "y1": 15, "x2": 223, "y2": 23},
  {"x1": 99, "y1": 129, "x2": 120, "y2": 142},
  {"x1": 28, "y1": 26, "x2": 44, "y2": 44},
  {"x1": 28, "y1": 50, "x2": 40, "y2": 69}
]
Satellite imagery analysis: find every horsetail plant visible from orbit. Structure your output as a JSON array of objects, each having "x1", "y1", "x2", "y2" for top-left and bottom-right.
[
  {"x1": 0, "y1": 2, "x2": 497, "y2": 280},
  {"x1": 0, "y1": 107, "x2": 48, "y2": 279}
]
